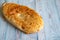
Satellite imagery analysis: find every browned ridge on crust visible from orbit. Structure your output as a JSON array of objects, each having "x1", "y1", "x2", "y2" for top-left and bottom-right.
[{"x1": 2, "y1": 3, "x2": 44, "y2": 34}]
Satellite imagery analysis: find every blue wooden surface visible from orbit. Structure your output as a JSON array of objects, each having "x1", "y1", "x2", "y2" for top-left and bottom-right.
[{"x1": 0, "y1": 0, "x2": 60, "y2": 40}]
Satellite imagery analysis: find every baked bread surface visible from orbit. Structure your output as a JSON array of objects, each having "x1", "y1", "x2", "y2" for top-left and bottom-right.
[{"x1": 3, "y1": 3, "x2": 44, "y2": 34}]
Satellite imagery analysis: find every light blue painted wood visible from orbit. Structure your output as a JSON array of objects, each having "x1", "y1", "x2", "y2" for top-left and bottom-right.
[
  {"x1": 36, "y1": 0, "x2": 60, "y2": 40},
  {"x1": 0, "y1": 0, "x2": 60, "y2": 40}
]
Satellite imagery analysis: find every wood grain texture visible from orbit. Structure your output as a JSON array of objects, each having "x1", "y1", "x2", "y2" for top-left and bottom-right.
[{"x1": 0, "y1": 0, "x2": 60, "y2": 40}]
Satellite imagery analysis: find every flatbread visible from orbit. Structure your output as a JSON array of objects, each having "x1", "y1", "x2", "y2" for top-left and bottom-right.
[{"x1": 2, "y1": 3, "x2": 44, "y2": 34}]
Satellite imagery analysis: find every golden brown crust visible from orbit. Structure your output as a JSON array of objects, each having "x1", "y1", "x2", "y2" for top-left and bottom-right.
[{"x1": 2, "y1": 3, "x2": 44, "y2": 34}]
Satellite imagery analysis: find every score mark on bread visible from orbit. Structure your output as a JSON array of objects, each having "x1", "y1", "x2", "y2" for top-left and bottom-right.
[{"x1": 2, "y1": 3, "x2": 44, "y2": 34}]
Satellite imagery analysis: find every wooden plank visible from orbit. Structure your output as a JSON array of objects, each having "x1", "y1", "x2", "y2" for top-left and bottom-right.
[
  {"x1": 5, "y1": 0, "x2": 18, "y2": 3},
  {"x1": 1, "y1": 0, "x2": 37, "y2": 40},
  {"x1": 0, "y1": 0, "x2": 60, "y2": 40},
  {"x1": 4, "y1": 24, "x2": 16, "y2": 40},
  {"x1": 55, "y1": 0, "x2": 60, "y2": 22},
  {"x1": 36, "y1": 0, "x2": 60, "y2": 40},
  {"x1": 0, "y1": 0, "x2": 7, "y2": 40},
  {"x1": 36, "y1": 0, "x2": 46, "y2": 40},
  {"x1": 16, "y1": 0, "x2": 38, "y2": 40}
]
